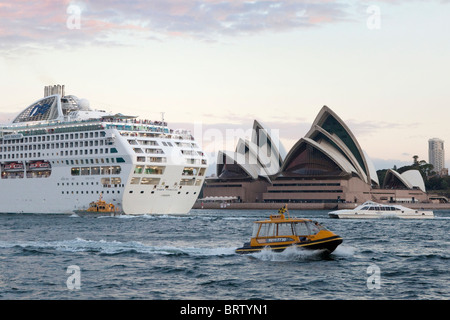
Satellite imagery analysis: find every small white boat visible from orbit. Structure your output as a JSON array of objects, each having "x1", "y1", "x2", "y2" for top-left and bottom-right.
[{"x1": 329, "y1": 201, "x2": 434, "y2": 219}]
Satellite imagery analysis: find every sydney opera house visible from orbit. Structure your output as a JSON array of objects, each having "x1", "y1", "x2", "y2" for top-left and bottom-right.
[{"x1": 202, "y1": 106, "x2": 429, "y2": 207}]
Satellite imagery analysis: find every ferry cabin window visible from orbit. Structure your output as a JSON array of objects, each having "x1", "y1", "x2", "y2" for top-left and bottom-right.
[
  {"x1": 307, "y1": 221, "x2": 321, "y2": 234},
  {"x1": 252, "y1": 224, "x2": 260, "y2": 237},
  {"x1": 277, "y1": 223, "x2": 295, "y2": 236},
  {"x1": 257, "y1": 223, "x2": 296, "y2": 237},
  {"x1": 294, "y1": 222, "x2": 310, "y2": 236},
  {"x1": 293, "y1": 221, "x2": 323, "y2": 236},
  {"x1": 257, "y1": 223, "x2": 275, "y2": 237}
]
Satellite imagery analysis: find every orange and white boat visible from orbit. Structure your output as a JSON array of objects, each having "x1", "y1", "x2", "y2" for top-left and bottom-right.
[
  {"x1": 74, "y1": 194, "x2": 122, "y2": 217},
  {"x1": 236, "y1": 206, "x2": 342, "y2": 254}
]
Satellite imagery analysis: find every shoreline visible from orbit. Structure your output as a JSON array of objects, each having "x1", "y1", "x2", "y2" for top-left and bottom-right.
[{"x1": 193, "y1": 202, "x2": 450, "y2": 211}]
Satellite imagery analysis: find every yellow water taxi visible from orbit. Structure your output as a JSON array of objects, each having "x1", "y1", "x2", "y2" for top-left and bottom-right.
[
  {"x1": 235, "y1": 206, "x2": 342, "y2": 254},
  {"x1": 74, "y1": 194, "x2": 121, "y2": 217}
]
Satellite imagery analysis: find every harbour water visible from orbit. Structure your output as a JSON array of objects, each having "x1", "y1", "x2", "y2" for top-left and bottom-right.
[{"x1": 0, "y1": 209, "x2": 449, "y2": 300}]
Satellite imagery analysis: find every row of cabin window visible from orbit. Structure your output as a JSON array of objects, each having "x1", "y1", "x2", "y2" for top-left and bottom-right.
[
  {"x1": 0, "y1": 140, "x2": 109, "y2": 152},
  {"x1": 0, "y1": 148, "x2": 114, "y2": 160},
  {"x1": 127, "y1": 139, "x2": 199, "y2": 149},
  {"x1": 128, "y1": 190, "x2": 197, "y2": 195},
  {"x1": 61, "y1": 190, "x2": 120, "y2": 195},
  {"x1": 71, "y1": 166, "x2": 122, "y2": 175},
  {"x1": 57, "y1": 181, "x2": 123, "y2": 186},
  {"x1": 0, "y1": 131, "x2": 106, "y2": 145}
]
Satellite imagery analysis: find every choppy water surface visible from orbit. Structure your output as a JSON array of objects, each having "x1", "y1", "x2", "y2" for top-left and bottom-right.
[{"x1": 0, "y1": 209, "x2": 449, "y2": 300}]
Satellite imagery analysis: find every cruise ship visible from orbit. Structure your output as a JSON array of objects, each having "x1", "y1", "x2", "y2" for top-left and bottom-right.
[{"x1": 0, "y1": 85, "x2": 208, "y2": 214}]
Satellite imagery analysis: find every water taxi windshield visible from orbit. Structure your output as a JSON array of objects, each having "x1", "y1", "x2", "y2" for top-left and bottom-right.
[{"x1": 253, "y1": 221, "x2": 325, "y2": 238}]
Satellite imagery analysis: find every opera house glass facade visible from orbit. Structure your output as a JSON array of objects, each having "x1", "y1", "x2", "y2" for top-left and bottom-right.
[{"x1": 203, "y1": 106, "x2": 428, "y2": 206}]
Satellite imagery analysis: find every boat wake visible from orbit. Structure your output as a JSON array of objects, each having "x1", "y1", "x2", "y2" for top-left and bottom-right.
[
  {"x1": 434, "y1": 216, "x2": 450, "y2": 220},
  {"x1": 250, "y1": 246, "x2": 318, "y2": 261},
  {"x1": 249, "y1": 245, "x2": 355, "y2": 262},
  {"x1": 0, "y1": 238, "x2": 236, "y2": 257},
  {"x1": 1, "y1": 237, "x2": 356, "y2": 260},
  {"x1": 332, "y1": 245, "x2": 355, "y2": 257}
]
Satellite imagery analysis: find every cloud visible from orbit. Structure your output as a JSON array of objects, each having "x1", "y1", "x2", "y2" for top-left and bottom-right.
[
  {"x1": 344, "y1": 119, "x2": 416, "y2": 137},
  {"x1": 83, "y1": 0, "x2": 351, "y2": 36},
  {"x1": 2, "y1": 0, "x2": 448, "y2": 53},
  {"x1": 0, "y1": 0, "x2": 351, "y2": 53}
]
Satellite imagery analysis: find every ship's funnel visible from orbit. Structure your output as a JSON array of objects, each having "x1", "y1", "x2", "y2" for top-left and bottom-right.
[{"x1": 44, "y1": 84, "x2": 65, "y2": 97}]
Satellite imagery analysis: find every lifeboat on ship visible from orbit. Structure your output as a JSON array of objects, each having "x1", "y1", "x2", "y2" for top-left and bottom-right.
[
  {"x1": 29, "y1": 161, "x2": 51, "y2": 170},
  {"x1": 235, "y1": 206, "x2": 342, "y2": 254},
  {"x1": 4, "y1": 162, "x2": 24, "y2": 171},
  {"x1": 29, "y1": 161, "x2": 50, "y2": 169}
]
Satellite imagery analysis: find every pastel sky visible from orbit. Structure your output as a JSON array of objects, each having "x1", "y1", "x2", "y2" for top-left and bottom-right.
[{"x1": 0, "y1": 0, "x2": 449, "y2": 171}]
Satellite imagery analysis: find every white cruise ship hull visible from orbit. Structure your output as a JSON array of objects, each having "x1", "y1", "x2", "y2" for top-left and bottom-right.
[
  {"x1": 0, "y1": 134, "x2": 206, "y2": 215},
  {"x1": 0, "y1": 87, "x2": 208, "y2": 215}
]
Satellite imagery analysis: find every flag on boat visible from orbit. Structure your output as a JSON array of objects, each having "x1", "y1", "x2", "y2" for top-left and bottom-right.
[{"x1": 278, "y1": 205, "x2": 287, "y2": 214}]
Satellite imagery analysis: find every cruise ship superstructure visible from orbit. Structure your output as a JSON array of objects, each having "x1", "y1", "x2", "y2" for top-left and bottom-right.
[{"x1": 0, "y1": 85, "x2": 208, "y2": 214}]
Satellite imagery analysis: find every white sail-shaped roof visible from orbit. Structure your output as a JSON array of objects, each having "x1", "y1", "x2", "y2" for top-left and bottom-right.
[
  {"x1": 235, "y1": 138, "x2": 264, "y2": 177},
  {"x1": 401, "y1": 170, "x2": 426, "y2": 192},
  {"x1": 215, "y1": 120, "x2": 286, "y2": 181},
  {"x1": 383, "y1": 169, "x2": 413, "y2": 189},
  {"x1": 306, "y1": 125, "x2": 368, "y2": 183},
  {"x1": 235, "y1": 138, "x2": 275, "y2": 180},
  {"x1": 364, "y1": 150, "x2": 380, "y2": 187},
  {"x1": 281, "y1": 105, "x2": 378, "y2": 186},
  {"x1": 381, "y1": 169, "x2": 427, "y2": 192},
  {"x1": 251, "y1": 120, "x2": 286, "y2": 167},
  {"x1": 305, "y1": 138, "x2": 359, "y2": 175},
  {"x1": 308, "y1": 106, "x2": 372, "y2": 183},
  {"x1": 281, "y1": 137, "x2": 358, "y2": 176},
  {"x1": 216, "y1": 150, "x2": 260, "y2": 180}
]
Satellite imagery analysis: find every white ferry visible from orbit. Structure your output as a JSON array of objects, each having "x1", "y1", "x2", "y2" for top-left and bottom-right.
[
  {"x1": 328, "y1": 201, "x2": 434, "y2": 219},
  {"x1": 0, "y1": 85, "x2": 208, "y2": 215}
]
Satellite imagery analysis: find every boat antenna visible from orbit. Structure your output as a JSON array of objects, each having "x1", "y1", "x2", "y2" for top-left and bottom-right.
[{"x1": 285, "y1": 204, "x2": 290, "y2": 219}]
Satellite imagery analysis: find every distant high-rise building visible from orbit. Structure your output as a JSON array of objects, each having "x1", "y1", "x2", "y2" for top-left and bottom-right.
[{"x1": 428, "y1": 138, "x2": 445, "y2": 174}]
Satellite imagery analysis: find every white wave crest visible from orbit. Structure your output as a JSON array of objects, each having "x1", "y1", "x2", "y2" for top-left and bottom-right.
[
  {"x1": 249, "y1": 244, "x2": 356, "y2": 261},
  {"x1": 332, "y1": 245, "x2": 356, "y2": 257},
  {"x1": 250, "y1": 246, "x2": 327, "y2": 261},
  {"x1": 0, "y1": 238, "x2": 236, "y2": 256}
]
